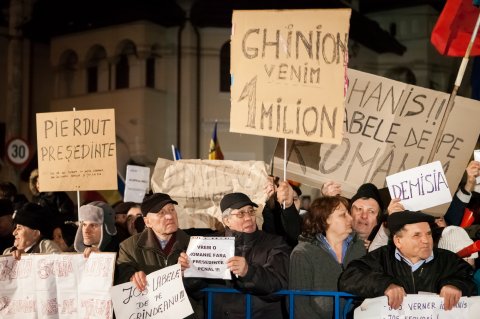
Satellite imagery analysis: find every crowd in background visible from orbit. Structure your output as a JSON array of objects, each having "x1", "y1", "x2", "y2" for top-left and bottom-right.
[{"x1": 0, "y1": 159, "x2": 479, "y2": 318}]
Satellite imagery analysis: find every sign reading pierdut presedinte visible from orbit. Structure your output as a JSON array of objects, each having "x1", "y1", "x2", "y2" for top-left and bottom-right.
[
  {"x1": 230, "y1": 9, "x2": 351, "y2": 144},
  {"x1": 36, "y1": 109, "x2": 117, "y2": 192}
]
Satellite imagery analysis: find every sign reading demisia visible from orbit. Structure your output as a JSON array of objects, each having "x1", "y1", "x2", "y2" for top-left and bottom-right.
[
  {"x1": 386, "y1": 161, "x2": 451, "y2": 211},
  {"x1": 230, "y1": 9, "x2": 351, "y2": 144},
  {"x1": 36, "y1": 109, "x2": 117, "y2": 192},
  {"x1": 0, "y1": 252, "x2": 116, "y2": 319},
  {"x1": 273, "y1": 69, "x2": 480, "y2": 204},
  {"x1": 110, "y1": 264, "x2": 194, "y2": 319}
]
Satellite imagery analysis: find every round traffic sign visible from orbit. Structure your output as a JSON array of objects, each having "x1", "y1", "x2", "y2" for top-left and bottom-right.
[{"x1": 6, "y1": 138, "x2": 31, "y2": 166}]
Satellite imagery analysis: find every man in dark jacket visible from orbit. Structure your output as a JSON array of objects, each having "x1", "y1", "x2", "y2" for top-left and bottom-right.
[
  {"x1": 116, "y1": 193, "x2": 190, "y2": 288},
  {"x1": 179, "y1": 192, "x2": 291, "y2": 319},
  {"x1": 338, "y1": 210, "x2": 476, "y2": 311}
]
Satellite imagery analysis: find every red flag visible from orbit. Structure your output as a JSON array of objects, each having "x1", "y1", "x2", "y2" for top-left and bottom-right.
[{"x1": 431, "y1": 0, "x2": 480, "y2": 56}]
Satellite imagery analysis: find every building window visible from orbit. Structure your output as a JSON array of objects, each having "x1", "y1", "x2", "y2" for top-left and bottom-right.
[
  {"x1": 116, "y1": 54, "x2": 129, "y2": 89},
  {"x1": 85, "y1": 45, "x2": 107, "y2": 93},
  {"x1": 220, "y1": 41, "x2": 230, "y2": 92},
  {"x1": 146, "y1": 57, "x2": 155, "y2": 88},
  {"x1": 87, "y1": 66, "x2": 98, "y2": 93},
  {"x1": 57, "y1": 50, "x2": 78, "y2": 98}
]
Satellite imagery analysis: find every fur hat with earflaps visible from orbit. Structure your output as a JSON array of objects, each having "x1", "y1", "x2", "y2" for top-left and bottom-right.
[{"x1": 74, "y1": 201, "x2": 117, "y2": 252}]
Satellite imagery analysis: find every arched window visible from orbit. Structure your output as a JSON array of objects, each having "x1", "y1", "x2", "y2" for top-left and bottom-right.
[
  {"x1": 146, "y1": 57, "x2": 155, "y2": 88},
  {"x1": 85, "y1": 45, "x2": 107, "y2": 93},
  {"x1": 219, "y1": 41, "x2": 230, "y2": 92},
  {"x1": 115, "y1": 41, "x2": 136, "y2": 90},
  {"x1": 57, "y1": 50, "x2": 79, "y2": 97}
]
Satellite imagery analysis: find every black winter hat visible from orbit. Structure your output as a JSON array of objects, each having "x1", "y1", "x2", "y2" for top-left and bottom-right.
[
  {"x1": 141, "y1": 193, "x2": 178, "y2": 216},
  {"x1": 114, "y1": 201, "x2": 137, "y2": 215},
  {"x1": 387, "y1": 210, "x2": 435, "y2": 236},
  {"x1": 13, "y1": 202, "x2": 53, "y2": 239},
  {"x1": 220, "y1": 193, "x2": 258, "y2": 212},
  {"x1": 0, "y1": 198, "x2": 13, "y2": 217},
  {"x1": 350, "y1": 183, "x2": 384, "y2": 212}
]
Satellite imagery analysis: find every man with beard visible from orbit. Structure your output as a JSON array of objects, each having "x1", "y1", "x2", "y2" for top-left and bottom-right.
[{"x1": 339, "y1": 210, "x2": 476, "y2": 311}]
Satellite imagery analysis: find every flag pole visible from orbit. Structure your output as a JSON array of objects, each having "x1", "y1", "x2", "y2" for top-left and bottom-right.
[
  {"x1": 428, "y1": 11, "x2": 480, "y2": 163},
  {"x1": 171, "y1": 145, "x2": 176, "y2": 161}
]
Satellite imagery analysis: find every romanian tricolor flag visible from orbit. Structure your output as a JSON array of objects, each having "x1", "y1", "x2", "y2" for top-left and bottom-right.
[{"x1": 208, "y1": 122, "x2": 224, "y2": 160}]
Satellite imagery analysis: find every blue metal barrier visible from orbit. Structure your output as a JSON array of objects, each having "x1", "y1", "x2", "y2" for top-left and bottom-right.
[{"x1": 202, "y1": 288, "x2": 357, "y2": 319}]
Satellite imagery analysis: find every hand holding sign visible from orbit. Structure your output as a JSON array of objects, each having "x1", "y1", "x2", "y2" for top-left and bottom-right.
[
  {"x1": 386, "y1": 161, "x2": 451, "y2": 212},
  {"x1": 111, "y1": 264, "x2": 193, "y2": 319},
  {"x1": 183, "y1": 236, "x2": 235, "y2": 280}
]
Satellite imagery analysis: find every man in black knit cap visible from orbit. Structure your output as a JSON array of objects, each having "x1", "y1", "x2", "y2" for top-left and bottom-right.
[{"x1": 350, "y1": 183, "x2": 385, "y2": 244}]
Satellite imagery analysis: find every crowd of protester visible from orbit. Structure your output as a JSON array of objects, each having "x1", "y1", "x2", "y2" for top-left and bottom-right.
[{"x1": 0, "y1": 159, "x2": 479, "y2": 318}]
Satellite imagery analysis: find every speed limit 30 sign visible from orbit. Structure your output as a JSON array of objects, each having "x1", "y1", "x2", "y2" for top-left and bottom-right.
[{"x1": 6, "y1": 138, "x2": 31, "y2": 166}]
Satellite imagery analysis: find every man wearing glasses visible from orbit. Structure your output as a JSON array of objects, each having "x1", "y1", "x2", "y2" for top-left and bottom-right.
[
  {"x1": 179, "y1": 192, "x2": 291, "y2": 318},
  {"x1": 116, "y1": 193, "x2": 190, "y2": 290}
]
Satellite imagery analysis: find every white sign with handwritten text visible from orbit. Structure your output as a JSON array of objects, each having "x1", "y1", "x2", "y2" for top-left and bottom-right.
[
  {"x1": 151, "y1": 158, "x2": 269, "y2": 229},
  {"x1": 355, "y1": 295, "x2": 480, "y2": 319},
  {"x1": 124, "y1": 165, "x2": 150, "y2": 203},
  {"x1": 0, "y1": 252, "x2": 115, "y2": 319},
  {"x1": 110, "y1": 264, "x2": 193, "y2": 319},
  {"x1": 386, "y1": 161, "x2": 451, "y2": 211},
  {"x1": 184, "y1": 236, "x2": 235, "y2": 280}
]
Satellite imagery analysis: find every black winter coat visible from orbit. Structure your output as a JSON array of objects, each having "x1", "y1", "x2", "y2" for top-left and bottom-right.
[
  {"x1": 338, "y1": 244, "x2": 476, "y2": 298},
  {"x1": 202, "y1": 229, "x2": 291, "y2": 319}
]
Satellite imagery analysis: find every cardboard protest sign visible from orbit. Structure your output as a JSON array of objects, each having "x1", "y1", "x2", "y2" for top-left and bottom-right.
[
  {"x1": 230, "y1": 9, "x2": 351, "y2": 144},
  {"x1": 184, "y1": 237, "x2": 235, "y2": 280},
  {"x1": 386, "y1": 161, "x2": 451, "y2": 211},
  {"x1": 124, "y1": 165, "x2": 150, "y2": 203},
  {"x1": 36, "y1": 109, "x2": 117, "y2": 191},
  {"x1": 151, "y1": 159, "x2": 269, "y2": 229},
  {"x1": 354, "y1": 295, "x2": 480, "y2": 319},
  {"x1": 273, "y1": 69, "x2": 480, "y2": 211},
  {"x1": 0, "y1": 252, "x2": 115, "y2": 319},
  {"x1": 110, "y1": 264, "x2": 193, "y2": 319}
]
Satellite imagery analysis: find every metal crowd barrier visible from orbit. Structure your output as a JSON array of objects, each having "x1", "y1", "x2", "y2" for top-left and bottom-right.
[{"x1": 202, "y1": 287, "x2": 357, "y2": 319}]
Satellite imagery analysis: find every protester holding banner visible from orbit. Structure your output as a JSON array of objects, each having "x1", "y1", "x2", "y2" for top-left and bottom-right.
[
  {"x1": 3, "y1": 202, "x2": 61, "y2": 259},
  {"x1": 116, "y1": 193, "x2": 190, "y2": 287},
  {"x1": 179, "y1": 192, "x2": 291, "y2": 319},
  {"x1": 339, "y1": 210, "x2": 476, "y2": 311},
  {"x1": 289, "y1": 196, "x2": 366, "y2": 318},
  {"x1": 74, "y1": 201, "x2": 119, "y2": 257}
]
